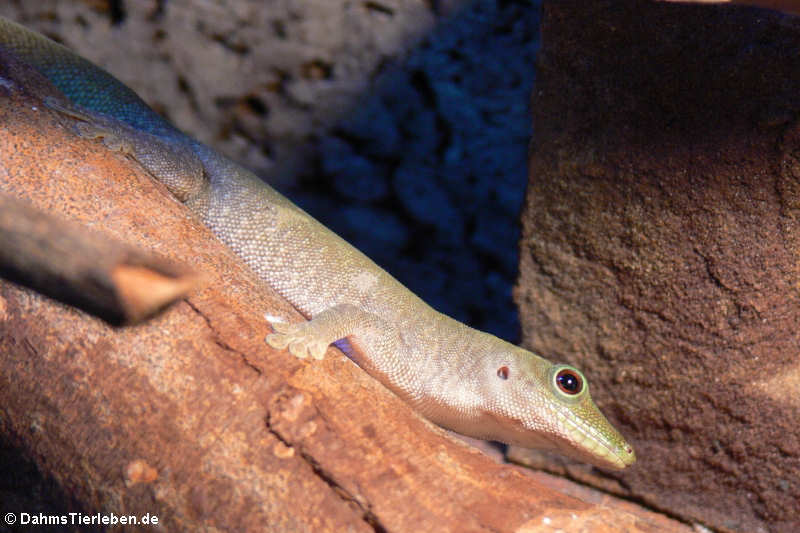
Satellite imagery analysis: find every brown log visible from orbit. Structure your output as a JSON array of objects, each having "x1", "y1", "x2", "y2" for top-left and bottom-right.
[
  {"x1": 518, "y1": 2, "x2": 800, "y2": 533},
  {"x1": 0, "y1": 40, "x2": 692, "y2": 532},
  {"x1": 0, "y1": 194, "x2": 199, "y2": 324}
]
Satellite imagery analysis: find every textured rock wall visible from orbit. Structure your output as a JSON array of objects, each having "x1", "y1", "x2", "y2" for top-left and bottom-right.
[{"x1": 518, "y1": 1, "x2": 800, "y2": 532}]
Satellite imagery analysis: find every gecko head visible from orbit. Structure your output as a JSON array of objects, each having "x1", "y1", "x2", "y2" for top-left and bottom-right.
[{"x1": 480, "y1": 347, "x2": 636, "y2": 470}]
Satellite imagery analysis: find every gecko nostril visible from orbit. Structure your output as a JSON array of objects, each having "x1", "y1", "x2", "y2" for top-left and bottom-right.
[{"x1": 496, "y1": 366, "x2": 509, "y2": 380}]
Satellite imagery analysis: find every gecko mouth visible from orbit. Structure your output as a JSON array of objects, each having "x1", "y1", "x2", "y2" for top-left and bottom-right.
[{"x1": 550, "y1": 405, "x2": 635, "y2": 469}]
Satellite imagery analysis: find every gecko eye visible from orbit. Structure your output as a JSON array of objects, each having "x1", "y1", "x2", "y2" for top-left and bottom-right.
[
  {"x1": 555, "y1": 368, "x2": 583, "y2": 395},
  {"x1": 496, "y1": 366, "x2": 510, "y2": 380}
]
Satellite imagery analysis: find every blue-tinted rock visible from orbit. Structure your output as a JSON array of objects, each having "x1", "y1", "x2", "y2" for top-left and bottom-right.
[
  {"x1": 433, "y1": 81, "x2": 482, "y2": 133},
  {"x1": 471, "y1": 209, "x2": 520, "y2": 276},
  {"x1": 393, "y1": 165, "x2": 464, "y2": 244},
  {"x1": 293, "y1": 0, "x2": 543, "y2": 338},
  {"x1": 399, "y1": 107, "x2": 442, "y2": 159},
  {"x1": 340, "y1": 206, "x2": 410, "y2": 258},
  {"x1": 338, "y1": 96, "x2": 401, "y2": 158},
  {"x1": 321, "y1": 136, "x2": 390, "y2": 202}
]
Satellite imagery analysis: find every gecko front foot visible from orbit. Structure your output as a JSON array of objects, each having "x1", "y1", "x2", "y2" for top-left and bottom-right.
[{"x1": 266, "y1": 321, "x2": 328, "y2": 360}]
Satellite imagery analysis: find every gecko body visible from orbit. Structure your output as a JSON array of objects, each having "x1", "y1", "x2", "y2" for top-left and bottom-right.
[{"x1": 0, "y1": 17, "x2": 635, "y2": 469}]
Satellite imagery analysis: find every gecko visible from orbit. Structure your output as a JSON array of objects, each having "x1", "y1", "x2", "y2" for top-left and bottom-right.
[{"x1": 0, "y1": 16, "x2": 635, "y2": 469}]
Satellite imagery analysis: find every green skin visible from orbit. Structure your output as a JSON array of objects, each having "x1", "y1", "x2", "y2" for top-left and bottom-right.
[{"x1": 0, "y1": 17, "x2": 635, "y2": 469}]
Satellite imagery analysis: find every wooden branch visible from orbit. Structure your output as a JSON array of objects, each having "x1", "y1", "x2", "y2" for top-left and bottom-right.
[{"x1": 0, "y1": 194, "x2": 199, "y2": 324}]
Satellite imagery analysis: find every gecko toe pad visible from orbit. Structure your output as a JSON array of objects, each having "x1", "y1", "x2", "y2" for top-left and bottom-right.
[{"x1": 266, "y1": 322, "x2": 328, "y2": 360}]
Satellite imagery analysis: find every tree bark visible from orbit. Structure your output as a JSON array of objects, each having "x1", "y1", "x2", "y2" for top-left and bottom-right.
[{"x1": 516, "y1": 2, "x2": 800, "y2": 532}]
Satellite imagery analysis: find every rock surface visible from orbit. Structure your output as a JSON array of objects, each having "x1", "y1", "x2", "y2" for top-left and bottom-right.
[{"x1": 517, "y1": 1, "x2": 800, "y2": 532}]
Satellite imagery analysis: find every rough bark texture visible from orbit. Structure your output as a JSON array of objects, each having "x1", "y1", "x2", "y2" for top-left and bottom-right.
[
  {"x1": 0, "y1": 39, "x2": 691, "y2": 533},
  {"x1": 517, "y1": 2, "x2": 800, "y2": 532}
]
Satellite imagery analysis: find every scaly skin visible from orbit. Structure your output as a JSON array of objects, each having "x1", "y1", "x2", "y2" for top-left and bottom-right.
[{"x1": 0, "y1": 16, "x2": 635, "y2": 469}]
